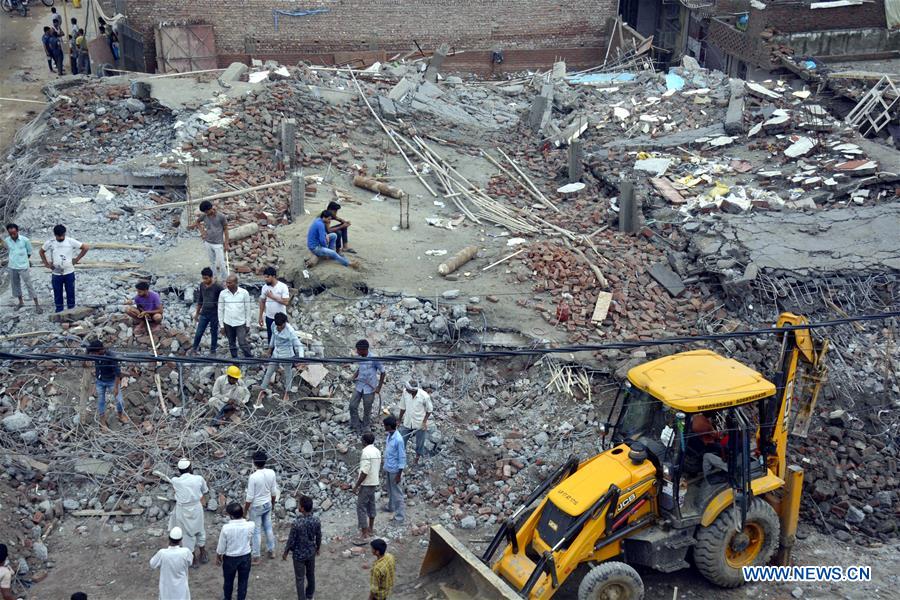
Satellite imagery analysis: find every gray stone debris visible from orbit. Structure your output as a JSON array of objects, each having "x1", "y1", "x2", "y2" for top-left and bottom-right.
[
  {"x1": 2, "y1": 411, "x2": 32, "y2": 433},
  {"x1": 460, "y1": 515, "x2": 477, "y2": 529}
]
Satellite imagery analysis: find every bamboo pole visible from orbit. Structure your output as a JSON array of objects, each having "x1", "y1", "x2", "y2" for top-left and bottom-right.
[
  {"x1": 145, "y1": 317, "x2": 168, "y2": 415},
  {"x1": 497, "y1": 148, "x2": 559, "y2": 213},
  {"x1": 0, "y1": 97, "x2": 49, "y2": 105},
  {"x1": 481, "y1": 248, "x2": 526, "y2": 271},
  {"x1": 139, "y1": 179, "x2": 291, "y2": 211},
  {"x1": 346, "y1": 67, "x2": 438, "y2": 197}
]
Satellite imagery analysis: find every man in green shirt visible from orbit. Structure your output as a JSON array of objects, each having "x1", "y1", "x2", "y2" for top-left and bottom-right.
[{"x1": 3, "y1": 223, "x2": 41, "y2": 313}]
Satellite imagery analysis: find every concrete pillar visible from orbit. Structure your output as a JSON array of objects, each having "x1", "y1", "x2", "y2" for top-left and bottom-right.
[
  {"x1": 527, "y1": 83, "x2": 554, "y2": 133},
  {"x1": 291, "y1": 170, "x2": 305, "y2": 219},
  {"x1": 619, "y1": 180, "x2": 639, "y2": 234},
  {"x1": 424, "y1": 43, "x2": 450, "y2": 83},
  {"x1": 567, "y1": 140, "x2": 584, "y2": 184},
  {"x1": 281, "y1": 118, "x2": 296, "y2": 169}
]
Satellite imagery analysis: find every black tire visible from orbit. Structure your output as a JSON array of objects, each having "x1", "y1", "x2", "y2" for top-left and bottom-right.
[
  {"x1": 0, "y1": 0, "x2": 11, "y2": 14},
  {"x1": 694, "y1": 497, "x2": 780, "y2": 588},
  {"x1": 578, "y1": 561, "x2": 644, "y2": 600},
  {"x1": 42, "y1": 0, "x2": 54, "y2": 6}
]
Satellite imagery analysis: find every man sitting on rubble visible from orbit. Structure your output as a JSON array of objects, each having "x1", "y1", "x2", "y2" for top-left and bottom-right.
[
  {"x1": 210, "y1": 366, "x2": 250, "y2": 426},
  {"x1": 307, "y1": 210, "x2": 358, "y2": 268},
  {"x1": 125, "y1": 281, "x2": 164, "y2": 330},
  {"x1": 326, "y1": 201, "x2": 354, "y2": 255}
]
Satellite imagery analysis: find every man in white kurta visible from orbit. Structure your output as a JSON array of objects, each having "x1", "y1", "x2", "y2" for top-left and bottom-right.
[
  {"x1": 150, "y1": 526, "x2": 194, "y2": 600},
  {"x1": 168, "y1": 459, "x2": 210, "y2": 564}
]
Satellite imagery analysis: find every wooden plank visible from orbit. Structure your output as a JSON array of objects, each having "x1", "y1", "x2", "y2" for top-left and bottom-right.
[
  {"x1": 70, "y1": 509, "x2": 145, "y2": 517},
  {"x1": 590, "y1": 292, "x2": 613, "y2": 324},
  {"x1": 650, "y1": 177, "x2": 686, "y2": 204}
]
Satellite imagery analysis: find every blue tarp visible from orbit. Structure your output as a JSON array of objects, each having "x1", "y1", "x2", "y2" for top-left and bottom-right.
[
  {"x1": 666, "y1": 72, "x2": 685, "y2": 91},
  {"x1": 566, "y1": 72, "x2": 636, "y2": 85},
  {"x1": 273, "y1": 8, "x2": 329, "y2": 31}
]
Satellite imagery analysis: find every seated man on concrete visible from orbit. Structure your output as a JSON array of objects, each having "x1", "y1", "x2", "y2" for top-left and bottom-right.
[
  {"x1": 210, "y1": 365, "x2": 250, "y2": 426},
  {"x1": 326, "y1": 201, "x2": 354, "y2": 255},
  {"x1": 307, "y1": 210, "x2": 358, "y2": 268},
  {"x1": 126, "y1": 281, "x2": 164, "y2": 329}
]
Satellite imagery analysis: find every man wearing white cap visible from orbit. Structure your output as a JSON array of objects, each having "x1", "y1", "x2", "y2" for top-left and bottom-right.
[
  {"x1": 398, "y1": 379, "x2": 433, "y2": 466},
  {"x1": 150, "y1": 526, "x2": 194, "y2": 600},
  {"x1": 168, "y1": 459, "x2": 210, "y2": 566}
]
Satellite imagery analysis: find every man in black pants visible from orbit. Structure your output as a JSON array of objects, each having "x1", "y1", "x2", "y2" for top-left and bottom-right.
[
  {"x1": 216, "y1": 503, "x2": 255, "y2": 600},
  {"x1": 282, "y1": 495, "x2": 322, "y2": 600}
]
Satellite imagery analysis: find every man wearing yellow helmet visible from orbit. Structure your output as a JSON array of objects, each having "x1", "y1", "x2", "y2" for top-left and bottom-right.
[{"x1": 210, "y1": 366, "x2": 250, "y2": 426}]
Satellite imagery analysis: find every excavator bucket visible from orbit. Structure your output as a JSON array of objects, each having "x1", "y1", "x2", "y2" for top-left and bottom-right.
[{"x1": 419, "y1": 525, "x2": 521, "y2": 599}]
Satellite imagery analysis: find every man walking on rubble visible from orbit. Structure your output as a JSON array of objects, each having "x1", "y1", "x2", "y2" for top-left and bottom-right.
[
  {"x1": 4, "y1": 224, "x2": 41, "y2": 313},
  {"x1": 256, "y1": 312, "x2": 305, "y2": 407},
  {"x1": 216, "y1": 503, "x2": 255, "y2": 600},
  {"x1": 245, "y1": 449, "x2": 280, "y2": 565},
  {"x1": 209, "y1": 366, "x2": 250, "y2": 426},
  {"x1": 258, "y1": 266, "x2": 290, "y2": 343},
  {"x1": 167, "y1": 459, "x2": 210, "y2": 568},
  {"x1": 352, "y1": 432, "x2": 381, "y2": 542},
  {"x1": 40, "y1": 224, "x2": 89, "y2": 313},
  {"x1": 191, "y1": 267, "x2": 223, "y2": 355},
  {"x1": 218, "y1": 274, "x2": 253, "y2": 360},
  {"x1": 349, "y1": 339, "x2": 385, "y2": 433},
  {"x1": 383, "y1": 415, "x2": 406, "y2": 523},
  {"x1": 190, "y1": 200, "x2": 229, "y2": 280},
  {"x1": 398, "y1": 379, "x2": 433, "y2": 466},
  {"x1": 86, "y1": 339, "x2": 128, "y2": 429},
  {"x1": 149, "y1": 526, "x2": 193, "y2": 600}
]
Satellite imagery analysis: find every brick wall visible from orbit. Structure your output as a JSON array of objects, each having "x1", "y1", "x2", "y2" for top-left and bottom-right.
[
  {"x1": 123, "y1": 0, "x2": 617, "y2": 72},
  {"x1": 760, "y1": 0, "x2": 886, "y2": 33}
]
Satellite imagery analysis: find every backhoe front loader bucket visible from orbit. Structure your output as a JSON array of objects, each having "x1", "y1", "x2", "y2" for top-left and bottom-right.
[{"x1": 419, "y1": 525, "x2": 521, "y2": 599}]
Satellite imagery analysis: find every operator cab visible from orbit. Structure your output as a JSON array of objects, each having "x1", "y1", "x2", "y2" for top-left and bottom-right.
[{"x1": 607, "y1": 350, "x2": 777, "y2": 525}]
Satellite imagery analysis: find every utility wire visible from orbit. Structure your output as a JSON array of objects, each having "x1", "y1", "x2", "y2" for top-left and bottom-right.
[{"x1": 1, "y1": 311, "x2": 897, "y2": 367}]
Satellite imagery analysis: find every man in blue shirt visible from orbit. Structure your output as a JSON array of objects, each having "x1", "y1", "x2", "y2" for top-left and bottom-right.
[
  {"x1": 382, "y1": 415, "x2": 406, "y2": 523},
  {"x1": 4, "y1": 224, "x2": 41, "y2": 313},
  {"x1": 87, "y1": 339, "x2": 129, "y2": 429},
  {"x1": 306, "y1": 210, "x2": 357, "y2": 268},
  {"x1": 350, "y1": 339, "x2": 385, "y2": 433}
]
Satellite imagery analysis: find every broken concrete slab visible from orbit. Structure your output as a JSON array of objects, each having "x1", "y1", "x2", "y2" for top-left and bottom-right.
[
  {"x1": 74, "y1": 458, "x2": 113, "y2": 477},
  {"x1": 218, "y1": 62, "x2": 248, "y2": 85},
  {"x1": 724, "y1": 78, "x2": 746, "y2": 134},
  {"x1": 746, "y1": 81, "x2": 781, "y2": 100},
  {"x1": 377, "y1": 96, "x2": 398, "y2": 122},
  {"x1": 784, "y1": 136, "x2": 817, "y2": 158},
  {"x1": 603, "y1": 124, "x2": 726, "y2": 150},
  {"x1": 634, "y1": 158, "x2": 672, "y2": 177},
  {"x1": 424, "y1": 43, "x2": 450, "y2": 83},
  {"x1": 648, "y1": 263, "x2": 686, "y2": 297},
  {"x1": 834, "y1": 159, "x2": 878, "y2": 176},
  {"x1": 389, "y1": 76, "x2": 418, "y2": 101},
  {"x1": 48, "y1": 306, "x2": 95, "y2": 323}
]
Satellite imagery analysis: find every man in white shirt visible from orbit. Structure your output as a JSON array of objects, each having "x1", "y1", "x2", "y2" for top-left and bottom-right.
[
  {"x1": 39, "y1": 224, "x2": 89, "y2": 313},
  {"x1": 244, "y1": 449, "x2": 280, "y2": 564},
  {"x1": 398, "y1": 379, "x2": 434, "y2": 465},
  {"x1": 0, "y1": 543, "x2": 14, "y2": 600},
  {"x1": 216, "y1": 503, "x2": 255, "y2": 600},
  {"x1": 257, "y1": 266, "x2": 290, "y2": 343},
  {"x1": 210, "y1": 366, "x2": 250, "y2": 425},
  {"x1": 150, "y1": 527, "x2": 194, "y2": 600},
  {"x1": 218, "y1": 274, "x2": 253, "y2": 359},
  {"x1": 351, "y1": 432, "x2": 381, "y2": 541},
  {"x1": 167, "y1": 459, "x2": 209, "y2": 566}
]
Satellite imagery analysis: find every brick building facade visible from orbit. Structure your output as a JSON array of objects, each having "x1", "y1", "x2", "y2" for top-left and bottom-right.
[{"x1": 119, "y1": 0, "x2": 618, "y2": 73}]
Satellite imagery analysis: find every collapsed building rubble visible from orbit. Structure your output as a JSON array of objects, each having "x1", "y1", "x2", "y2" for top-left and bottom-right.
[{"x1": 0, "y1": 48, "x2": 898, "y2": 595}]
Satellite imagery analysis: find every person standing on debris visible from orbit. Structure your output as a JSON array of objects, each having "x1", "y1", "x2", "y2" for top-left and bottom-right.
[
  {"x1": 41, "y1": 27, "x2": 56, "y2": 73},
  {"x1": 168, "y1": 459, "x2": 210, "y2": 568},
  {"x1": 257, "y1": 312, "x2": 305, "y2": 406},
  {"x1": 75, "y1": 29, "x2": 90, "y2": 76},
  {"x1": 149, "y1": 526, "x2": 194, "y2": 600},
  {"x1": 352, "y1": 432, "x2": 381, "y2": 541},
  {"x1": 368, "y1": 538, "x2": 395, "y2": 600},
  {"x1": 86, "y1": 339, "x2": 128, "y2": 429},
  {"x1": 382, "y1": 415, "x2": 406, "y2": 523},
  {"x1": 47, "y1": 30, "x2": 65, "y2": 76},
  {"x1": 210, "y1": 366, "x2": 250, "y2": 425},
  {"x1": 0, "y1": 543, "x2": 14, "y2": 600},
  {"x1": 350, "y1": 339, "x2": 386, "y2": 433},
  {"x1": 245, "y1": 449, "x2": 280, "y2": 564},
  {"x1": 398, "y1": 379, "x2": 433, "y2": 466},
  {"x1": 258, "y1": 266, "x2": 290, "y2": 343},
  {"x1": 216, "y1": 503, "x2": 255, "y2": 600},
  {"x1": 282, "y1": 495, "x2": 321, "y2": 600},
  {"x1": 68, "y1": 18, "x2": 79, "y2": 75},
  {"x1": 307, "y1": 209, "x2": 357, "y2": 268},
  {"x1": 218, "y1": 274, "x2": 253, "y2": 360},
  {"x1": 192, "y1": 267, "x2": 223, "y2": 355},
  {"x1": 50, "y1": 7, "x2": 62, "y2": 34},
  {"x1": 325, "y1": 201, "x2": 354, "y2": 255},
  {"x1": 125, "y1": 281, "x2": 164, "y2": 329},
  {"x1": 4, "y1": 224, "x2": 41, "y2": 313},
  {"x1": 189, "y1": 201, "x2": 229, "y2": 280},
  {"x1": 40, "y1": 224, "x2": 88, "y2": 313}
]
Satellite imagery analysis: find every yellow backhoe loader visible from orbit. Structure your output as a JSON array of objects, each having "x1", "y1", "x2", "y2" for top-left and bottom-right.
[{"x1": 420, "y1": 312, "x2": 828, "y2": 599}]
